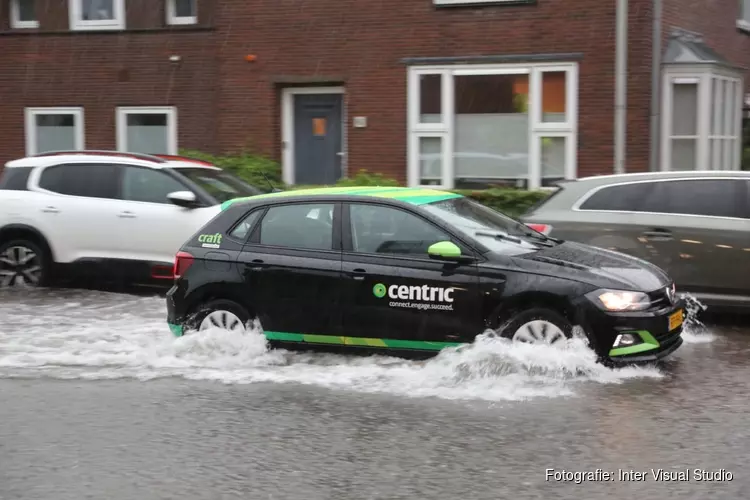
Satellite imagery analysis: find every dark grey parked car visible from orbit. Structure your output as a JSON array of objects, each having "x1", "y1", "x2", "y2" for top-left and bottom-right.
[{"x1": 520, "y1": 171, "x2": 750, "y2": 312}]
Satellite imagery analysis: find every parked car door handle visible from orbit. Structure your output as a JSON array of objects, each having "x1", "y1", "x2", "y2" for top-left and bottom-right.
[
  {"x1": 642, "y1": 229, "x2": 672, "y2": 240},
  {"x1": 41, "y1": 206, "x2": 59, "y2": 213},
  {"x1": 349, "y1": 268, "x2": 367, "y2": 280},
  {"x1": 249, "y1": 259, "x2": 265, "y2": 271},
  {"x1": 117, "y1": 211, "x2": 137, "y2": 218}
]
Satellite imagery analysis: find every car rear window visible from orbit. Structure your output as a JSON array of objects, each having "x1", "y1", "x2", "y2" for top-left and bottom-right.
[{"x1": 0, "y1": 167, "x2": 33, "y2": 191}]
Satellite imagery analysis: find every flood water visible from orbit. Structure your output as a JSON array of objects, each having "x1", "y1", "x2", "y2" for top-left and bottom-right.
[{"x1": 0, "y1": 288, "x2": 747, "y2": 499}]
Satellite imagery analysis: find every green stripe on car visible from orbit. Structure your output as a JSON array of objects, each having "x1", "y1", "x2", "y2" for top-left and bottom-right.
[
  {"x1": 608, "y1": 330, "x2": 659, "y2": 357},
  {"x1": 220, "y1": 187, "x2": 463, "y2": 211},
  {"x1": 263, "y1": 331, "x2": 462, "y2": 351}
]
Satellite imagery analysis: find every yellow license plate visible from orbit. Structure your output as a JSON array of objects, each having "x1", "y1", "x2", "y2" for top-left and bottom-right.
[{"x1": 668, "y1": 310, "x2": 684, "y2": 331}]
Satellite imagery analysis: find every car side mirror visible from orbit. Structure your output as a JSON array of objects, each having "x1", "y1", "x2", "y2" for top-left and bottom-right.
[
  {"x1": 427, "y1": 241, "x2": 475, "y2": 263},
  {"x1": 167, "y1": 190, "x2": 199, "y2": 208}
]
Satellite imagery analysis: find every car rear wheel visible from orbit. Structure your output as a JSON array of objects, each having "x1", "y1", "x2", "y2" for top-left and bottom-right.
[
  {"x1": 188, "y1": 299, "x2": 252, "y2": 334},
  {"x1": 494, "y1": 307, "x2": 573, "y2": 346},
  {"x1": 0, "y1": 239, "x2": 48, "y2": 289}
]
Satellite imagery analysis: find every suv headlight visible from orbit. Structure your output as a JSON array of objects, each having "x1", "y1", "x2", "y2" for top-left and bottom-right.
[{"x1": 585, "y1": 289, "x2": 651, "y2": 312}]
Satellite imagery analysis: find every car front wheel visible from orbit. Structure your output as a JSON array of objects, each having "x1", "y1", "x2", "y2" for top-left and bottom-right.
[{"x1": 494, "y1": 307, "x2": 574, "y2": 346}]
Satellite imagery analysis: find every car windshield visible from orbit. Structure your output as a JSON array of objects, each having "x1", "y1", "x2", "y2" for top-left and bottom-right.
[
  {"x1": 421, "y1": 196, "x2": 556, "y2": 254},
  {"x1": 173, "y1": 167, "x2": 265, "y2": 203}
]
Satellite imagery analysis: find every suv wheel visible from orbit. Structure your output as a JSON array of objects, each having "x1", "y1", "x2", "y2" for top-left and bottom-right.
[
  {"x1": 0, "y1": 239, "x2": 48, "y2": 289},
  {"x1": 494, "y1": 307, "x2": 573, "y2": 345},
  {"x1": 188, "y1": 299, "x2": 252, "y2": 334}
]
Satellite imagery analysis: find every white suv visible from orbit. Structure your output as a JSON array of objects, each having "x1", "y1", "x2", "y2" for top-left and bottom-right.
[{"x1": 0, "y1": 150, "x2": 267, "y2": 289}]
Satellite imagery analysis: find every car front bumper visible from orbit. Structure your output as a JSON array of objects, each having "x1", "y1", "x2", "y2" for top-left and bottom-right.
[{"x1": 574, "y1": 296, "x2": 686, "y2": 365}]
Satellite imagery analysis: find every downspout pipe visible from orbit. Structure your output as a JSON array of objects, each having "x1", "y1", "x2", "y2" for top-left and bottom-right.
[
  {"x1": 649, "y1": 0, "x2": 663, "y2": 171},
  {"x1": 614, "y1": 0, "x2": 628, "y2": 174}
]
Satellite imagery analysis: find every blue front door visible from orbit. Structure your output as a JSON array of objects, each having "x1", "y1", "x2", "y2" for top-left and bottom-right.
[{"x1": 293, "y1": 93, "x2": 343, "y2": 185}]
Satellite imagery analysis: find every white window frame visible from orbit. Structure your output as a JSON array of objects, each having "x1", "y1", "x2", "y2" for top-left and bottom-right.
[
  {"x1": 10, "y1": 0, "x2": 39, "y2": 29},
  {"x1": 69, "y1": 0, "x2": 125, "y2": 31},
  {"x1": 24, "y1": 107, "x2": 85, "y2": 156},
  {"x1": 738, "y1": 0, "x2": 750, "y2": 32},
  {"x1": 660, "y1": 67, "x2": 743, "y2": 171},
  {"x1": 116, "y1": 106, "x2": 178, "y2": 155},
  {"x1": 166, "y1": 0, "x2": 197, "y2": 25},
  {"x1": 406, "y1": 62, "x2": 578, "y2": 190}
]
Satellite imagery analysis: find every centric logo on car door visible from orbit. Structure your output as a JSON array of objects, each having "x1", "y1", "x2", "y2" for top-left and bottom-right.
[{"x1": 372, "y1": 282, "x2": 456, "y2": 311}]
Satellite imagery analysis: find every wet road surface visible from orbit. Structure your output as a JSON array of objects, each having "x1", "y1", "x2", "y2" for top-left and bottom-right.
[{"x1": 0, "y1": 288, "x2": 748, "y2": 499}]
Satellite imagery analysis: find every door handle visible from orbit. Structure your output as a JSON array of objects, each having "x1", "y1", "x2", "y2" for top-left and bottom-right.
[
  {"x1": 249, "y1": 259, "x2": 265, "y2": 271},
  {"x1": 41, "y1": 206, "x2": 59, "y2": 213},
  {"x1": 349, "y1": 268, "x2": 367, "y2": 280},
  {"x1": 642, "y1": 229, "x2": 672, "y2": 240},
  {"x1": 117, "y1": 211, "x2": 137, "y2": 218}
]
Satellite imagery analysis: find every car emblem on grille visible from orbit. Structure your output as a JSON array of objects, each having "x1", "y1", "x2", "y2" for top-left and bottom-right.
[{"x1": 665, "y1": 285, "x2": 675, "y2": 304}]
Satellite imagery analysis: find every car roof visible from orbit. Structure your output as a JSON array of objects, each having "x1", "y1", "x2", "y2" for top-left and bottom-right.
[
  {"x1": 560, "y1": 170, "x2": 750, "y2": 187},
  {"x1": 4, "y1": 151, "x2": 221, "y2": 171},
  {"x1": 220, "y1": 186, "x2": 464, "y2": 210}
]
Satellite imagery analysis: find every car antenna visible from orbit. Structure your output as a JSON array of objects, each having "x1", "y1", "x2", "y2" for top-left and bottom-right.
[{"x1": 261, "y1": 172, "x2": 281, "y2": 192}]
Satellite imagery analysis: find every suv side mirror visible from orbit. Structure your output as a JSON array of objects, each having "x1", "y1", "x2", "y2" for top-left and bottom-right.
[
  {"x1": 427, "y1": 241, "x2": 476, "y2": 263},
  {"x1": 167, "y1": 190, "x2": 199, "y2": 208}
]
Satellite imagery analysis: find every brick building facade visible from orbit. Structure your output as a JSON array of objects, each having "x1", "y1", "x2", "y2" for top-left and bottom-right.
[{"x1": 0, "y1": 0, "x2": 748, "y2": 189}]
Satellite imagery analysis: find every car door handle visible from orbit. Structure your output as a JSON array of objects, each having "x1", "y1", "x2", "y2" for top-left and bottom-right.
[
  {"x1": 642, "y1": 229, "x2": 672, "y2": 240},
  {"x1": 117, "y1": 211, "x2": 137, "y2": 218},
  {"x1": 248, "y1": 259, "x2": 265, "y2": 271},
  {"x1": 41, "y1": 206, "x2": 59, "y2": 213},
  {"x1": 349, "y1": 268, "x2": 367, "y2": 280}
]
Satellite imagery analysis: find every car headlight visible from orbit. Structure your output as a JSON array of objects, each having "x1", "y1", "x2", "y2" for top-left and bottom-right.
[{"x1": 585, "y1": 289, "x2": 651, "y2": 312}]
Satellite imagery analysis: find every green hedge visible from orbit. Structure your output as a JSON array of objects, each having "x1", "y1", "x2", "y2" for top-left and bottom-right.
[{"x1": 180, "y1": 150, "x2": 550, "y2": 217}]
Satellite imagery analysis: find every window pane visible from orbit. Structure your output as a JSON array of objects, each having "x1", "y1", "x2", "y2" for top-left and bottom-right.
[
  {"x1": 0, "y1": 167, "x2": 33, "y2": 191},
  {"x1": 81, "y1": 0, "x2": 115, "y2": 20},
  {"x1": 349, "y1": 204, "x2": 449, "y2": 255},
  {"x1": 671, "y1": 138, "x2": 697, "y2": 170},
  {"x1": 229, "y1": 210, "x2": 262, "y2": 241},
  {"x1": 260, "y1": 203, "x2": 334, "y2": 250},
  {"x1": 672, "y1": 83, "x2": 697, "y2": 136},
  {"x1": 712, "y1": 78, "x2": 724, "y2": 136},
  {"x1": 541, "y1": 71, "x2": 567, "y2": 123},
  {"x1": 710, "y1": 138, "x2": 721, "y2": 169},
  {"x1": 578, "y1": 182, "x2": 659, "y2": 212},
  {"x1": 34, "y1": 113, "x2": 77, "y2": 153},
  {"x1": 419, "y1": 74, "x2": 441, "y2": 124},
  {"x1": 125, "y1": 113, "x2": 169, "y2": 154},
  {"x1": 175, "y1": 0, "x2": 196, "y2": 17},
  {"x1": 725, "y1": 81, "x2": 736, "y2": 137},
  {"x1": 656, "y1": 179, "x2": 742, "y2": 218},
  {"x1": 38, "y1": 164, "x2": 118, "y2": 199},
  {"x1": 18, "y1": 0, "x2": 36, "y2": 21},
  {"x1": 723, "y1": 138, "x2": 732, "y2": 169},
  {"x1": 418, "y1": 136, "x2": 442, "y2": 185},
  {"x1": 122, "y1": 167, "x2": 187, "y2": 204},
  {"x1": 540, "y1": 136, "x2": 566, "y2": 185},
  {"x1": 176, "y1": 167, "x2": 263, "y2": 203},
  {"x1": 453, "y1": 74, "x2": 529, "y2": 186},
  {"x1": 744, "y1": 0, "x2": 750, "y2": 21}
]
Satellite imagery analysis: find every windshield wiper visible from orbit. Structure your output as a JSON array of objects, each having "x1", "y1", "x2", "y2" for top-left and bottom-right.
[{"x1": 477, "y1": 230, "x2": 557, "y2": 248}]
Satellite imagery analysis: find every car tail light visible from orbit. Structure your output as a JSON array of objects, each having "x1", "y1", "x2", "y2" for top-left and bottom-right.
[
  {"x1": 173, "y1": 251, "x2": 194, "y2": 279},
  {"x1": 526, "y1": 223, "x2": 552, "y2": 235}
]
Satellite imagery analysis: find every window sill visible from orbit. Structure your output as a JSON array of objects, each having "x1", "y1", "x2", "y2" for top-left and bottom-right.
[
  {"x1": 10, "y1": 21, "x2": 39, "y2": 29},
  {"x1": 0, "y1": 25, "x2": 214, "y2": 36},
  {"x1": 736, "y1": 19, "x2": 750, "y2": 34},
  {"x1": 434, "y1": 0, "x2": 535, "y2": 6}
]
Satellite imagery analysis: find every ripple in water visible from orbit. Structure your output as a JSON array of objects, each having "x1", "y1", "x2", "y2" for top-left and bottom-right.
[{"x1": 0, "y1": 289, "x2": 714, "y2": 402}]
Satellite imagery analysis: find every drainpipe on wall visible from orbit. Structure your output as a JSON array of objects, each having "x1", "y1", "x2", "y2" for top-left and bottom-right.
[
  {"x1": 649, "y1": 0, "x2": 663, "y2": 171},
  {"x1": 614, "y1": 0, "x2": 628, "y2": 174}
]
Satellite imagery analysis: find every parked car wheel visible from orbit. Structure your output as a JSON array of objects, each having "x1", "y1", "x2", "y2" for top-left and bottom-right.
[
  {"x1": 494, "y1": 307, "x2": 574, "y2": 345},
  {"x1": 0, "y1": 239, "x2": 49, "y2": 289}
]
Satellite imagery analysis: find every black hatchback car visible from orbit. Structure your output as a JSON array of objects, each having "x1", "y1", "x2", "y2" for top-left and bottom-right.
[{"x1": 165, "y1": 186, "x2": 685, "y2": 365}]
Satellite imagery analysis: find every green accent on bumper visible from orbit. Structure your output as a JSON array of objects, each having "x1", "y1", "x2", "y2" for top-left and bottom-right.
[
  {"x1": 220, "y1": 187, "x2": 463, "y2": 211},
  {"x1": 263, "y1": 331, "x2": 462, "y2": 351},
  {"x1": 608, "y1": 330, "x2": 659, "y2": 357},
  {"x1": 168, "y1": 323, "x2": 184, "y2": 337}
]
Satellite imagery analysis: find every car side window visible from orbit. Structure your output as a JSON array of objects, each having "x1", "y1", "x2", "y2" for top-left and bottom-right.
[
  {"x1": 229, "y1": 209, "x2": 263, "y2": 241},
  {"x1": 121, "y1": 166, "x2": 190, "y2": 204},
  {"x1": 349, "y1": 203, "x2": 451, "y2": 256},
  {"x1": 258, "y1": 203, "x2": 335, "y2": 250},
  {"x1": 648, "y1": 179, "x2": 743, "y2": 218},
  {"x1": 37, "y1": 163, "x2": 119, "y2": 199},
  {"x1": 0, "y1": 167, "x2": 33, "y2": 191},
  {"x1": 578, "y1": 182, "x2": 660, "y2": 212}
]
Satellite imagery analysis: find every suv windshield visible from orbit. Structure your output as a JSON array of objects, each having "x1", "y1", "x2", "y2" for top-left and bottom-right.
[
  {"x1": 174, "y1": 167, "x2": 265, "y2": 203},
  {"x1": 421, "y1": 196, "x2": 557, "y2": 253}
]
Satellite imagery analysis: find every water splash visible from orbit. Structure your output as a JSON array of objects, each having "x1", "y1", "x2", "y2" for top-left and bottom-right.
[{"x1": 680, "y1": 293, "x2": 716, "y2": 344}]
